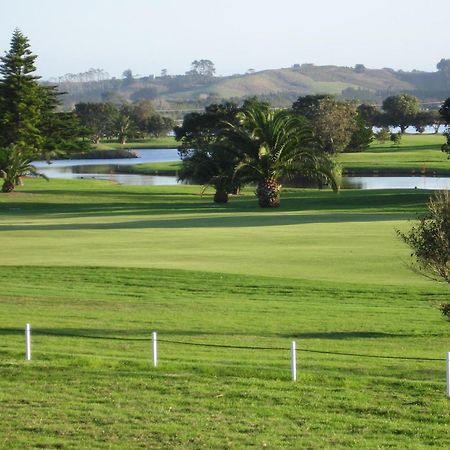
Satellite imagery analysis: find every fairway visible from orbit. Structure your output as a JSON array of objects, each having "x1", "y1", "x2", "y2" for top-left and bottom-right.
[{"x1": 1, "y1": 179, "x2": 450, "y2": 448}]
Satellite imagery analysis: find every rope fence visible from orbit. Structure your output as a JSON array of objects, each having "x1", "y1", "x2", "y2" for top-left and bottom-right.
[{"x1": 15, "y1": 324, "x2": 450, "y2": 395}]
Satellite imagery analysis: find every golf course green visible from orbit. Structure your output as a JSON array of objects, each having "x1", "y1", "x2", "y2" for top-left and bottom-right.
[{"x1": 1, "y1": 177, "x2": 449, "y2": 448}]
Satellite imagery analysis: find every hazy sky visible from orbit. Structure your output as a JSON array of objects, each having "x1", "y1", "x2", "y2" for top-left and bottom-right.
[{"x1": 1, "y1": 0, "x2": 450, "y2": 79}]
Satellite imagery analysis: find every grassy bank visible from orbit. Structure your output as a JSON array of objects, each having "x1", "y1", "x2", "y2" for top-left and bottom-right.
[
  {"x1": 1, "y1": 180, "x2": 449, "y2": 448},
  {"x1": 94, "y1": 136, "x2": 177, "y2": 150},
  {"x1": 341, "y1": 133, "x2": 450, "y2": 175}
]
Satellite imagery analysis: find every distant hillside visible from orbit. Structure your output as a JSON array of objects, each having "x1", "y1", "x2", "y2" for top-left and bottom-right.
[{"x1": 51, "y1": 63, "x2": 450, "y2": 112}]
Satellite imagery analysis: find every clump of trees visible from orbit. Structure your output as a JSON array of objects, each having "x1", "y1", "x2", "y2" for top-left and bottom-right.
[
  {"x1": 175, "y1": 99, "x2": 340, "y2": 207},
  {"x1": 0, "y1": 29, "x2": 88, "y2": 192},
  {"x1": 398, "y1": 191, "x2": 450, "y2": 320},
  {"x1": 358, "y1": 94, "x2": 443, "y2": 135},
  {"x1": 292, "y1": 95, "x2": 373, "y2": 153},
  {"x1": 74, "y1": 100, "x2": 175, "y2": 145}
]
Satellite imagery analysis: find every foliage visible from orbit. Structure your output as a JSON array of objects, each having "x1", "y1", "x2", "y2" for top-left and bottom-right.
[
  {"x1": 357, "y1": 103, "x2": 381, "y2": 127},
  {"x1": 74, "y1": 102, "x2": 118, "y2": 143},
  {"x1": 222, "y1": 101, "x2": 340, "y2": 207},
  {"x1": 439, "y1": 97, "x2": 450, "y2": 124},
  {"x1": 187, "y1": 59, "x2": 216, "y2": 77},
  {"x1": 0, "y1": 29, "x2": 88, "y2": 191},
  {"x1": 147, "y1": 115, "x2": 175, "y2": 137},
  {"x1": 411, "y1": 110, "x2": 436, "y2": 133},
  {"x1": 0, "y1": 145, "x2": 47, "y2": 192},
  {"x1": 345, "y1": 114, "x2": 374, "y2": 152},
  {"x1": 439, "y1": 303, "x2": 450, "y2": 320},
  {"x1": 0, "y1": 29, "x2": 44, "y2": 151},
  {"x1": 437, "y1": 58, "x2": 450, "y2": 72},
  {"x1": 375, "y1": 127, "x2": 391, "y2": 143},
  {"x1": 390, "y1": 132, "x2": 402, "y2": 147},
  {"x1": 175, "y1": 102, "x2": 241, "y2": 202},
  {"x1": 292, "y1": 95, "x2": 358, "y2": 153},
  {"x1": 398, "y1": 190, "x2": 450, "y2": 283},
  {"x1": 382, "y1": 94, "x2": 420, "y2": 133}
]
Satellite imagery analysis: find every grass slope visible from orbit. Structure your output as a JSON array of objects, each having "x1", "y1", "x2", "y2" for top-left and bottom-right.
[
  {"x1": 341, "y1": 134, "x2": 449, "y2": 175},
  {"x1": 1, "y1": 180, "x2": 450, "y2": 448},
  {"x1": 165, "y1": 67, "x2": 416, "y2": 101}
]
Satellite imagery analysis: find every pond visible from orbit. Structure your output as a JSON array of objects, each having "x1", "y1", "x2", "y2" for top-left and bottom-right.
[{"x1": 33, "y1": 148, "x2": 450, "y2": 190}]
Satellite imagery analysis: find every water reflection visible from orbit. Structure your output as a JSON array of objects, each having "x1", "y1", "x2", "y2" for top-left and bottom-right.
[
  {"x1": 342, "y1": 176, "x2": 450, "y2": 190},
  {"x1": 32, "y1": 149, "x2": 450, "y2": 189}
]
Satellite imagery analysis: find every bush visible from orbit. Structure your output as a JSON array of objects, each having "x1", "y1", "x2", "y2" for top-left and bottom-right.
[
  {"x1": 375, "y1": 128, "x2": 390, "y2": 143},
  {"x1": 439, "y1": 303, "x2": 450, "y2": 320}
]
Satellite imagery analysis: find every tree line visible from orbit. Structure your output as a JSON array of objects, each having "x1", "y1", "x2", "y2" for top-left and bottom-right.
[{"x1": 74, "y1": 101, "x2": 175, "y2": 145}]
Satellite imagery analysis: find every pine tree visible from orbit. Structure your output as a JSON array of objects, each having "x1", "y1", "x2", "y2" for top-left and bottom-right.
[
  {"x1": 0, "y1": 28, "x2": 44, "y2": 150},
  {"x1": 0, "y1": 29, "x2": 89, "y2": 192}
]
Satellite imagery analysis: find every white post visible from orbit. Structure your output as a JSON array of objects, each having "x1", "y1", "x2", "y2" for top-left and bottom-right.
[
  {"x1": 447, "y1": 352, "x2": 450, "y2": 397},
  {"x1": 25, "y1": 323, "x2": 31, "y2": 361},
  {"x1": 291, "y1": 341, "x2": 297, "y2": 381},
  {"x1": 152, "y1": 331, "x2": 157, "y2": 367}
]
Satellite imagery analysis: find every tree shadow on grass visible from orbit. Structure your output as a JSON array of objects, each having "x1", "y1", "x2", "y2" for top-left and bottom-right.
[
  {"x1": 284, "y1": 331, "x2": 415, "y2": 340},
  {"x1": 0, "y1": 211, "x2": 410, "y2": 231},
  {"x1": 0, "y1": 328, "x2": 416, "y2": 340}
]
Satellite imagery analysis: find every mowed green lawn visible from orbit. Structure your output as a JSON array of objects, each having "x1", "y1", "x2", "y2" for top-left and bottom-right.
[
  {"x1": 341, "y1": 133, "x2": 450, "y2": 175},
  {"x1": 1, "y1": 179, "x2": 449, "y2": 448}
]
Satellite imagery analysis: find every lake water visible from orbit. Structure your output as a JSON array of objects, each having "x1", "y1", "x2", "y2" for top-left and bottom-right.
[{"x1": 33, "y1": 148, "x2": 450, "y2": 190}]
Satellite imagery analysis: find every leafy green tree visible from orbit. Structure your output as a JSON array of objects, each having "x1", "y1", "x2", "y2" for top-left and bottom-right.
[
  {"x1": 74, "y1": 102, "x2": 118, "y2": 143},
  {"x1": 222, "y1": 102, "x2": 340, "y2": 208},
  {"x1": 382, "y1": 95, "x2": 420, "y2": 133},
  {"x1": 115, "y1": 110, "x2": 132, "y2": 145},
  {"x1": 439, "y1": 97, "x2": 450, "y2": 124},
  {"x1": 187, "y1": 60, "x2": 216, "y2": 77},
  {"x1": 375, "y1": 127, "x2": 390, "y2": 143},
  {"x1": 411, "y1": 110, "x2": 435, "y2": 133},
  {"x1": 147, "y1": 115, "x2": 175, "y2": 137},
  {"x1": 292, "y1": 95, "x2": 358, "y2": 153},
  {"x1": 437, "y1": 59, "x2": 450, "y2": 72},
  {"x1": 390, "y1": 132, "x2": 402, "y2": 147},
  {"x1": 357, "y1": 103, "x2": 382, "y2": 127},
  {"x1": 175, "y1": 102, "x2": 241, "y2": 203},
  {"x1": 345, "y1": 115, "x2": 373, "y2": 152},
  {"x1": 398, "y1": 190, "x2": 450, "y2": 283},
  {"x1": 439, "y1": 98, "x2": 450, "y2": 155},
  {"x1": 129, "y1": 100, "x2": 155, "y2": 136}
]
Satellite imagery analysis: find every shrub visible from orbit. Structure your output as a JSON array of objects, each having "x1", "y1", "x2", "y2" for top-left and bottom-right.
[{"x1": 439, "y1": 303, "x2": 450, "y2": 320}]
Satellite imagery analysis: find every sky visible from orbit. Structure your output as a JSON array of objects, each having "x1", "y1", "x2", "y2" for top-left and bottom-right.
[{"x1": 1, "y1": 0, "x2": 450, "y2": 80}]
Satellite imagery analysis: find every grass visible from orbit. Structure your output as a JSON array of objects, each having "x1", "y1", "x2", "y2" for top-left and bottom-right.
[
  {"x1": 113, "y1": 134, "x2": 450, "y2": 178},
  {"x1": 1, "y1": 179, "x2": 450, "y2": 448},
  {"x1": 94, "y1": 136, "x2": 177, "y2": 150},
  {"x1": 341, "y1": 133, "x2": 450, "y2": 175}
]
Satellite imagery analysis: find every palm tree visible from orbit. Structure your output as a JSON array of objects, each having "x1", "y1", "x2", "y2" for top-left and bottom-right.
[
  {"x1": 0, "y1": 145, "x2": 47, "y2": 192},
  {"x1": 221, "y1": 103, "x2": 340, "y2": 208}
]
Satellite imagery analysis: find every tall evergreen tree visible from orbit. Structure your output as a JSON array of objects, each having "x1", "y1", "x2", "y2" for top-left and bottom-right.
[
  {"x1": 0, "y1": 28, "x2": 44, "y2": 150},
  {"x1": 0, "y1": 29, "x2": 88, "y2": 192}
]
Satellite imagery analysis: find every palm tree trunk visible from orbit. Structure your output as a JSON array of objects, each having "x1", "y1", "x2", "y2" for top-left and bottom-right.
[
  {"x1": 2, "y1": 180, "x2": 15, "y2": 193},
  {"x1": 214, "y1": 189, "x2": 229, "y2": 204},
  {"x1": 256, "y1": 178, "x2": 280, "y2": 208}
]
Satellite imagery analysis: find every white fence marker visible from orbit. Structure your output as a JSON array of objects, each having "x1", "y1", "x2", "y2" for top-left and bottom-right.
[
  {"x1": 447, "y1": 352, "x2": 450, "y2": 397},
  {"x1": 152, "y1": 331, "x2": 157, "y2": 367},
  {"x1": 291, "y1": 341, "x2": 297, "y2": 381},
  {"x1": 25, "y1": 323, "x2": 31, "y2": 361}
]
